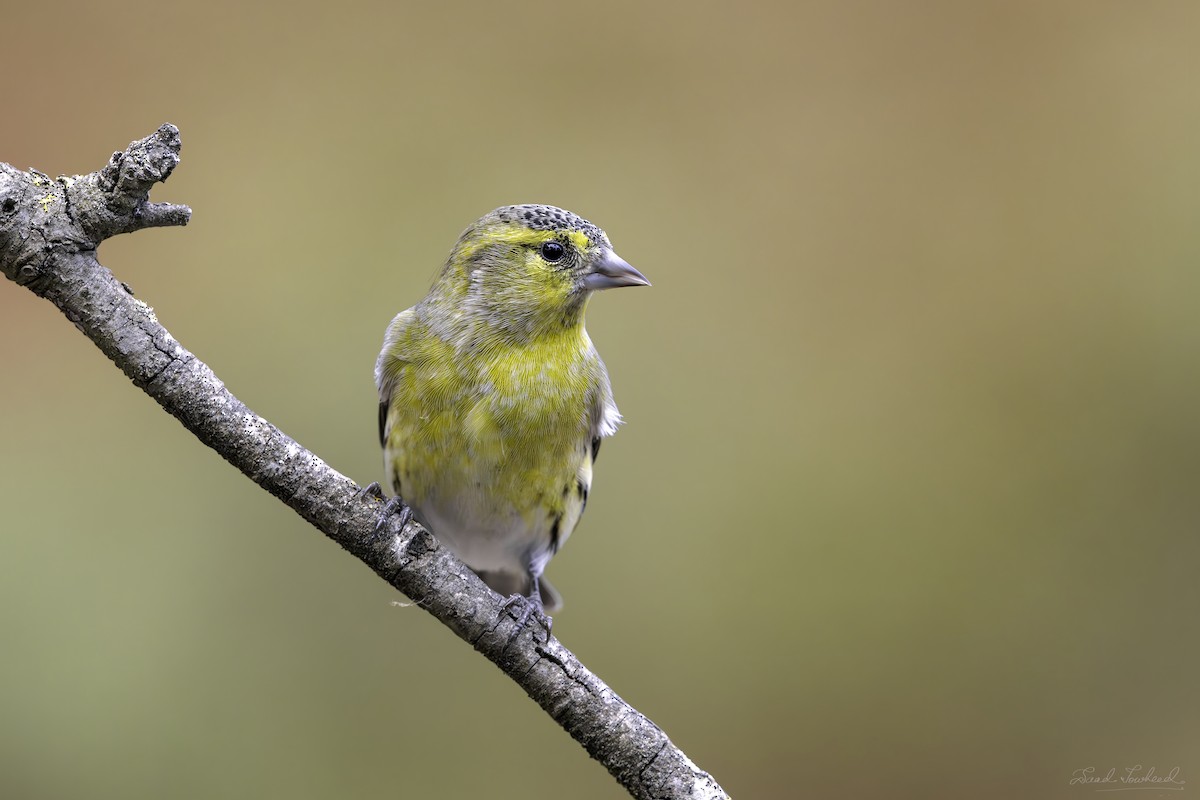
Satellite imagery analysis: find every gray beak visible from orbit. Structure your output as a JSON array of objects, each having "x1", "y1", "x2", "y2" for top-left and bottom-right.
[{"x1": 583, "y1": 249, "x2": 651, "y2": 291}]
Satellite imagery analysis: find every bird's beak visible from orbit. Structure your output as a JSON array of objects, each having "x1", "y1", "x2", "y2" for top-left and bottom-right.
[{"x1": 584, "y1": 249, "x2": 651, "y2": 291}]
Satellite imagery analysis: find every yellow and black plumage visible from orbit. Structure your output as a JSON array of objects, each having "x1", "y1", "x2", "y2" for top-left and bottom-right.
[{"x1": 375, "y1": 205, "x2": 648, "y2": 612}]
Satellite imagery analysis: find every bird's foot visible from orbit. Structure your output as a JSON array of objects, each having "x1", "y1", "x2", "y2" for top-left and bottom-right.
[
  {"x1": 500, "y1": 592, "x2": 553, "y2": 638},
  {"x1": 356, "y1": 481, "x2": 386, "y2": 502},
  {"x1": 375, "y1": 497, "x2": 413, "y2": 538},
  {"x1": 357, "y1": 484, "x2": 413, "y2": 543}
]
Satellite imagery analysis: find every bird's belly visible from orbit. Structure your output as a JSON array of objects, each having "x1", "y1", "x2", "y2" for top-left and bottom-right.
[
  {"x1": 385, "y1": 351, "x2": 595, "y2": 577},
  {"x1": 417, "y1": 495, "x2": 546, "y2": 574},
  {"x1": 394, "y1": 421, "x2": 589, "y2": 576}
]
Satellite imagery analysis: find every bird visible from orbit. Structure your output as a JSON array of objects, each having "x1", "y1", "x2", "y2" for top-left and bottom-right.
[{"x1": 375, "y1": 204, "x2": 649, "y2": 614}]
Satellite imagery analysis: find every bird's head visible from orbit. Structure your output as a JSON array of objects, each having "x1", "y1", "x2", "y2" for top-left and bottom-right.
[{"x1": 430, "y1": 204, "x2": 649, "y2": 340}]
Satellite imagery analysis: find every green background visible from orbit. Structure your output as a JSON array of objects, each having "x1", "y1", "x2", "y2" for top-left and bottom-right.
[{"x1": 3, "y1": 2, "x2": 1198, "y2": 798}]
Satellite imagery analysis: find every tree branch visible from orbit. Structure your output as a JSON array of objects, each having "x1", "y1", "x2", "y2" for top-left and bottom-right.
[{"x1": 0, "y1": 125, "x2": 728, "y2": 800}]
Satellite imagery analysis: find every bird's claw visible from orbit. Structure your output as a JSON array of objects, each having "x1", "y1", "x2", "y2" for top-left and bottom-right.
[
  {"x1": 500, "y1": 593, "x2": 553, "y2": 638},
  {"x1": 374, "y1": 496, "x2": 412, "y2": 538},
  {"x1": 356, "y1": 482, "x2": 410, "y2": 540},
  {"x1": 359, "y1": 487, "x2": 413, "y2": 544},
  {"x1": 356, "y1": 481, "x2": 386, "y2": 502}
]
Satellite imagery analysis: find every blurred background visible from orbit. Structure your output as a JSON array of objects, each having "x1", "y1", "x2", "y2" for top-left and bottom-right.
[{"x1": 3, "y1": 1, "x2": 1198, "y2": 798}]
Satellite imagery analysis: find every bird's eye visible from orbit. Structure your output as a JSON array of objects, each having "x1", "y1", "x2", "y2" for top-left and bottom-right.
[{"x1": 540, "y1": 241, "x2": 566, "y2": 263}]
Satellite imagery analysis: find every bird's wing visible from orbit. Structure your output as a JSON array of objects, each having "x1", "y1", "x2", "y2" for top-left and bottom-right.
[
  {"x1": 590, "y1": 367, "x2": 623, "y2": 447},
  {"x1": 377, "y1": 402, "x2": 389, "y2": 449},
  {"x1": 375, "y1": 307, "x2": 417, "y2": 447},
  {"x1": 577, "y1": 369, "x2": 620, "y2": 511}
]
